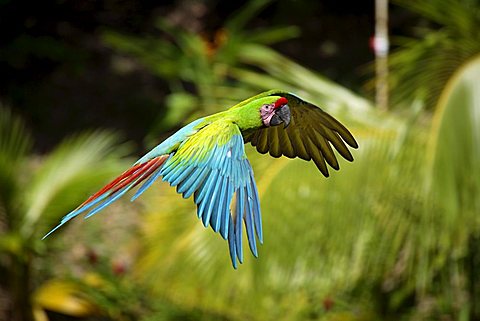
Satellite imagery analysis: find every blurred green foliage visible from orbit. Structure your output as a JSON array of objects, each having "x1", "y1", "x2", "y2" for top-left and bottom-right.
[
  {"x1": 102, "y1": 0, "x2": 371, "y2": 143},
  {"x1": 388, "y1": 0, "x2": 480, "y2": 109},
  {"x1": 0, "y1": 106, "x2": 131, "y2": 321},
  {"x1": 134, "y1": 54, "x2": 480, "y2": 321},
  {"x1": 103, "y1": 0, "x2": 300, "y2": 139}
]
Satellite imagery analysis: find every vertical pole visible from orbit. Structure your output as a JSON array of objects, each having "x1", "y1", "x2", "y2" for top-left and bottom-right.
[{"x1": 375, "y1": 0, "x2": 389, "y2": 111}]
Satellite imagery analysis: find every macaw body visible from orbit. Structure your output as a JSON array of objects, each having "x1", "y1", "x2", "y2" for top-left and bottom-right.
[{"x1": 44, "y1": 89, "x2": 358, "y2": 268}]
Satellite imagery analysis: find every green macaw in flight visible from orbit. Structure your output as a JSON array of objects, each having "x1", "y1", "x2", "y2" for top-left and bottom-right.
[{"x1": 44, "y1": 89, "x2": 358, "y2": 268}]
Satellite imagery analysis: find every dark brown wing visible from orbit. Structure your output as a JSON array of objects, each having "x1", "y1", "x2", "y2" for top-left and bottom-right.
[{"x1": 243, "y1": 92, "x2": 358, "y2": 177}]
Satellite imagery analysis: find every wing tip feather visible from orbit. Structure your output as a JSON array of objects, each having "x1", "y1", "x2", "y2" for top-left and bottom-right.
[{"x1": 42, "y1": 155, "x2": 168, "y2": 239}]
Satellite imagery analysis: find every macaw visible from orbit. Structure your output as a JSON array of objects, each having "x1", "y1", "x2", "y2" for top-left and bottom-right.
[{"x1": 44, "y1": 89, "x2": 358, "y2": 268}]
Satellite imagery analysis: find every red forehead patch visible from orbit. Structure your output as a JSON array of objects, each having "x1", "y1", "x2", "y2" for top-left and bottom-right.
[{"x1": 274, "y1": 97, "x2": 288, "y2": 109}]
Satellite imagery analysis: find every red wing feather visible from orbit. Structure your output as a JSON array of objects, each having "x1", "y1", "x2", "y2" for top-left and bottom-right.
[{"x1": 78, "y1": 156, "x2": 167, "y2": 208}]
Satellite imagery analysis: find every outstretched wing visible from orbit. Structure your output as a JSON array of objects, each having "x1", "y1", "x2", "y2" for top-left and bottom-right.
[
  {"x1": 160, "y1": 121, "x2": 262, "y2": 268},
  {"x1": 42, "y1": 154, "x2": 170, "y2": 239},
  {"x1": 43, "y1": 118, "x2": 205, "y2": 239},
  {"x1": 43, "y1": 117, "x2": 260, "y2": 268},
  {"x1": 243, "y1": 91, "x2": 358, "y2": 177}
]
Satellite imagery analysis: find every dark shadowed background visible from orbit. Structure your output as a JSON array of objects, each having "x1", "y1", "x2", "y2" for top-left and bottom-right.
[{"x1": 2, "y1": 0, "x2": 388, "y2": 151}]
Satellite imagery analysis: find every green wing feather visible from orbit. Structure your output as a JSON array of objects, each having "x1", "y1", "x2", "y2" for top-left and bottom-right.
[{"x1": 243, "y1": 90, "x2": 358, "y2": 177}]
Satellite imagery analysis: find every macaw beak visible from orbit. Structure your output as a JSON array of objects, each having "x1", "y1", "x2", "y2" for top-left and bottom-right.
[{"x1": 270, "y1": 104, "x2": 291, "y2": 128}]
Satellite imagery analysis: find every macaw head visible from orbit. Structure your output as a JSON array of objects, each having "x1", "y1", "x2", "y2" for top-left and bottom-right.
[{"x1": 260, "y1": 97, "x2": 291, "y2": 128}]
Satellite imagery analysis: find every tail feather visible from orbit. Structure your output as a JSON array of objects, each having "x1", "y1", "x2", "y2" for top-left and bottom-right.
[{"x1": 43, "y1": 155, "x2": 169, "y2": 239}]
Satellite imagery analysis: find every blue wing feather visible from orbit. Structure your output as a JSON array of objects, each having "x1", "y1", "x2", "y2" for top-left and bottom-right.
[
  {"x1": 170, "y1": 164, "x2": 195, "y2": 187},
  {"x1": 250, "y1": 172, "x2": 263, "y2": 243},
  {"x1": 220, "y1": 181, "x2": 233, "y2": 239},
  {"x1": 235, "y1": 187, "x2": 245, "y2": 263},
  {"x1": 182, "y1": 165, "x2": 209, "y2": 199},
  {"x1": 84, "y1": 186, "x2": 130, "y2": 219},
  {"x1": 228, "y1": 215, "x2": 237, "y2": 269},
  {"x1": 130, "y1": 168, "x2": 162, "y2": 202},
  {"x1": 197, "y1": 169, "x2": 218, "y2": 225},
  {"x1": 135, "y1": 118, "x2": 205, "y2": 164},
  {"x1": 44, "y1": 117, "x2": 265, "y2": 269},
  {"x1": 244, "y1": 184, "x2": 258, "y2": 258},
  {"x1": 194, "y1": 168, "x2": 215, "y2": 207},
  {"x1": 161, "y1": 121, "x2": 263, "y2": 268},
  {"x1": 206, "y1": 171, "x2": 223, "y2": 230},
  {"x1": 43, "y1": 118, "x2": 204, "y2": 240}
]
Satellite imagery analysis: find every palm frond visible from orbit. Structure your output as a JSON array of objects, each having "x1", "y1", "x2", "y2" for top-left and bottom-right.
[
  {"x1": 134, "y1": 56, "x2": 480, "y2": 320},
  {"x1": 0, "y1": 106, "x2": 33, "y2": 228},
  {"x1": 388, "y1": 0, "x2": 480, "y2": 108},
  {"x1": 20, "y1": 131, "x2": 131, "y2": 238}
]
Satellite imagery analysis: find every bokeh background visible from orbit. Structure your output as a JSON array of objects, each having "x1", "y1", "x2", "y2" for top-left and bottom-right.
[{"x1": 1, "y1": 0, "x2": 480, "y2": 320}]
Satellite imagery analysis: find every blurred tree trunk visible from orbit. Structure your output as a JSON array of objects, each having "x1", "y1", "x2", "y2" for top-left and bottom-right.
[
  {"x1": 375, "y1": 0, "x2": 389, "y2": 110},
  {"x1": 10, "y1": 254, "x2": 34, "y2": 321}
]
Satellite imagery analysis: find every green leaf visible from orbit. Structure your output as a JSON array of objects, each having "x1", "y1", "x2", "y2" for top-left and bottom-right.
[
  {"x1": 0, "y1": 106, "x2": 32, "y2": 228},
  {"x1": 429, "y1": 54, "x2": 480, "y2": 218},
  {"x1": 20, "y1": 131, "x2": 131, "y2": 238},
  {"x1": 387, "y1": 0, "x2": 480, "y2": 108}
]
